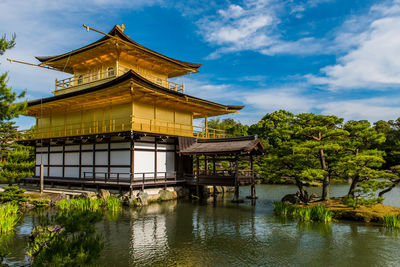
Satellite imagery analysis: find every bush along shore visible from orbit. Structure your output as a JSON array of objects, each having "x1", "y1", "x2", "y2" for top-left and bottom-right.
[{"x1": 274, "y1": 199, "x2": 400, "y2": 228}]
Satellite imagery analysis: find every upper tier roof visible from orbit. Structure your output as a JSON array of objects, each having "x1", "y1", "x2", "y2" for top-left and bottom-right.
[{"x1": 35, "y1": 25, "x2": 202, "y2": 78}]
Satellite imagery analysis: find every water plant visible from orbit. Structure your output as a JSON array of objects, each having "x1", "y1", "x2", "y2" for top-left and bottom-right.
[
  {"x1": 105, "y1": 196, "x2": 121, "y2": 212},
  {"x1": 57, "y1": 198, "x2": 102, "y2": 213},
  {"x1": 273, "y1": 202, "x2": 333, "y2": 223},
  {"x1": 273, "y1": 202, "x2": 292, "y2": 217},
  {"x1": 310, "y1": 205, "x2": 333, "y2": 223},
  {"x1": 0, "y1": 202, "x2": 20, "y2": 234},
  {"x1": 383, "y1": 215, "x2": 400, "y2": 229}
]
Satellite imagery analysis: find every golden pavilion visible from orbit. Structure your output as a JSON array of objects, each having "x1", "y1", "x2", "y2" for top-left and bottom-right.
[{"x1": 18, "y1": 25, "x2": 263, "y2": 200}]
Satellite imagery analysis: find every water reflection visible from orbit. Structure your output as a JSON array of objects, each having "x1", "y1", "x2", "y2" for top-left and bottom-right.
[{"x1": 3, "y1": 185, "x2": 400, "y2": 266}]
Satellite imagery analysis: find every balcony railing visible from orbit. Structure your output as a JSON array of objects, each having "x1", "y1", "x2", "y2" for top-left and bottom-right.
[
  {"x1": 55, "y1": 69, "x2": 116, "y2": 93},
  {"x1": 54, "y1": 70, "x2": 185, "y2": 94},
  {"x1": 17, "y1": 116, "x2": 225, "y2": 140}
]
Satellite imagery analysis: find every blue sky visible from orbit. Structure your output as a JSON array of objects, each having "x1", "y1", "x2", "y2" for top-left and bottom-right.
[{"x1": 1, "y1": 0, "x2": 400, "y2": 129}]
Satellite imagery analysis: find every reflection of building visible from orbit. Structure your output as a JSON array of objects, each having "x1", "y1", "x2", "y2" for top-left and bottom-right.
[{"x1": 18, "y1": 25, "x2": 262, "y2": 196}]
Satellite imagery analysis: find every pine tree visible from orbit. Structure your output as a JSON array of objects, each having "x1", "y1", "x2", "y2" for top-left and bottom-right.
[{"x1": 0, "y1": 33, "x2": 33, "y2": 184}]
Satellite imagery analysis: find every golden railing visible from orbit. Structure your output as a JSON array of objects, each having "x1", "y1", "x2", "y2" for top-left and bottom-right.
[
  {"x1": 16, "y1": 116, "x2": 225, "y2": 140},
  {"x1": 54, "y1": 70, "x2": 184, "y2": 94},
  {"x1": 55, "y1": 69, "x2": 116, "y2": 92}
]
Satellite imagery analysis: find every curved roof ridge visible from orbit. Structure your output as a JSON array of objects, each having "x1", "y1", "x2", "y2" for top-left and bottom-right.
[{"x1": 36, "y1": 25, "x2": 202, "y2": 70}]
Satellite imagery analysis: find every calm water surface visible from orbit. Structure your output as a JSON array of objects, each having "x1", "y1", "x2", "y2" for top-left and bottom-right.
[{"x1": 4, "y1": 185, "x2": 400, "y2": 266}]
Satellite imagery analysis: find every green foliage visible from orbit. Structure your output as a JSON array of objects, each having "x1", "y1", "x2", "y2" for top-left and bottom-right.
[
  {"x1": 0, "y1": 185, "x2": 27, "y2": 204},
  {"x1": 273, "y1": 202, "x2": 332, "y2": 223},
  {"x1": 207, "y1": 118, "x2": 248, "y2": 137},
  {"x1": 0, "y1": 144, "x2": 34, "y2": 185},
  {"x1": 0, "y1": 202, "x2": 20, "y2": 234},
  {"x1": 105, "y1": 196, "x2": 121, "y2": 212},
  {"x1": 57, "y1": 198, "x2": 102, "y2": 213},
  {"x1": 32, "y1": 199, "x2": 50, "y2": 208},
  {"x1": 342, "y1": 195, "x2": 383, "y2": 209},
  {"x1": 28, "y1": 209, "x2": 104, "y2": 266},
  {"x1": 383, "y1": 215, "x2": 400, "y2": 229}
]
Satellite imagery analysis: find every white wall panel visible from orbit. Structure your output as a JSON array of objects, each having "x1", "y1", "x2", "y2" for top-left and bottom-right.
[
  {"x1": 96, "y1": 143, "x2": 108, "y2": 149},
  {"x1": 36, "y1": 147, "x2": 48, "y2": 152},
  {"x1": 110, "y1": 167, "x2": 131, "y2": 180},
  {"x1": 35, "y1": 154, "x2": 48, "y2": 165},
  {"x1": 49, "y1": 167, "x2": 62, "y2": 177},
  {"x1": 111, "y1": 142, "x2": 130, "y2": 149},
  {"x1": 157, "y1": 151, "x2": 166, "y2": 174},
  {"x1": 134, "y1": 150, "x2": 154, "y2": 178},
  {"x1": 35, "y1": 166, "x2": 40, "y2": 177},
  {"x1": 82, "y1": 144, "x2": 93, "y2": 150},
  {"x1": 95, "y1": 151, "x2": 108, "y2": 165},
  {"x1": 49, "y1": 153, "x2": 63, "y2": 165},
  {"x1": 65, "y1": 145, "x2": 79, "y2": 151},
  {"x1": 81, "y1": 167, "x2": 92, "y2": 178},
  {"x1": 110, "y1": 151, "x2": 130, "y2": 166},
  {"x1": 50, "y1": 146, "x2": 63, "y2": 152},
  {"x1": 81, "y1": 152, "x2": 93, "y2": 165},
  {"x1": 157, "y1": 144, "x2": 175, "y2": 151},
  {"x1": 135, "y1": 142, "x2": 155, "y2": 149},
  {"x1": 35, "y1": 166, "x2": 48, "y2": 176},
  {"x1": 157, "y1": 151, "x2": 175, "y2": 176},
  {"x1": 65, "y1": 167, "x2": 79, "y2": 178},
  {"x1": 95, "y1": 167, "x2": 108, "y2": 178},
  {"x1": 65, "y1": 153, "x2": 79, "y2": 165}
]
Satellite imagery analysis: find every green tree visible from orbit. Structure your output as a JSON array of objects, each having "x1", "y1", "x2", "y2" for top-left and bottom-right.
[
  {"x1": 0, "y1": 34, "x2": 32, "y2": 185},
  {"x1": 293, "y1": 113, "x2": 348, "y2": 201},
  {"x1": 0, "y1": 145, "x2": 34, "y2": 185},
  {"x1": 208, "y1": 118, "x2": 248, "y2": 137}
]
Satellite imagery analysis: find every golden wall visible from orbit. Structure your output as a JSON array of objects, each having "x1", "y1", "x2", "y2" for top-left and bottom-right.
[{"x1": 35, "y1": 100, "x2": 194, "y2": 139}]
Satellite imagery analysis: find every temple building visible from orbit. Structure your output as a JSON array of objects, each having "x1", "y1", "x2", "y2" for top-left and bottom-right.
[{"x1": 18, "y1": 25, "x2": 263, "y2": 200}]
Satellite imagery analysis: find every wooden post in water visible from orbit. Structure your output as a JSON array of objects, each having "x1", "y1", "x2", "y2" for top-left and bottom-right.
[
  {"x1": 40, "y1": 163, "x2": 44, "y2": 194},
  {"x1": 247, "y1": 154, "x2": 258, "y2": 200},
  {"x1": 232, "y1": 156, "x2": 243, "y2": 203}
]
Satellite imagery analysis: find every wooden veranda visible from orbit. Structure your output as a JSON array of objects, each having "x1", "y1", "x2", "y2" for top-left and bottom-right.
[{"x1": 178, "y1": 135, "x2": 264, "y2": 202}]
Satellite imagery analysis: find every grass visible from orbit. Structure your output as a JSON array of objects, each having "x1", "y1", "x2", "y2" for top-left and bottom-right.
[
  {"x1": 0, "y1": 203, "x2": 20, "y2": 234},
  {"x1": 273, "y1": 202, "x2": 332, "y2": 223},
  {"x1": 383, "y1": 215, "x2": 400, "y2": 229},
  {"x1": 105, "y1": 196, "x2": 121, "y2": 212},
  {"x1": 57, "y1": 198, "x2": 102, "y2": 213},
  {"x1": 57, "y1": 197, "x2": 123, "y2": 213}
]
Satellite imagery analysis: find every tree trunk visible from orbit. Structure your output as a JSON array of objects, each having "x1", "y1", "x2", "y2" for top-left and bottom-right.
[
  {"x1": 319, "y1": 149, "x2": 330, "y2": 201},
  {"x1": 347, "y1": 175, "x2": 359, "y2": 197},
  {"x1": 378, "y1": 179, "x2": 400, "y2": 197}
]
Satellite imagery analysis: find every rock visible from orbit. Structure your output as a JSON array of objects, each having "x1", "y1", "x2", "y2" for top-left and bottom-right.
[
  {"x1": 79, "y1": 191, "x2": 97, "y2": 200},
  {"x1": 281, "y1": 193, "x2": 300, "y2": 204},
  {"x1": 158, "y1": 189, "x2": 177, "y2": 201},
  {"x1": 20, "y1": 201, "x2": 34, "y2": 210},
  {"x1": 98, "y1": 189, "x2": 111, "y2": 200},
  {"x1": 137, "y1": 191, "x2": 148, "y2": 206},
  {"x1": 50, "y1": 194, "x2": 68, "y2": 206}
]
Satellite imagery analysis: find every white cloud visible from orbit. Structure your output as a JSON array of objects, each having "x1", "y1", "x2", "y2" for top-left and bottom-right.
[
  {"x1": 243, "y1": 88, "x2": 315, "y2": 114},
  {"x1": 317, "y1": 97, "x2": 400, "y2": 122},
  {"x1": 197, "y1": 0, "x2": 335, "y2": 58},
  {"x1": 0, "y1": 0, "x2": 163, "y2": 97},
  {"x1": 310, "y1": 1, "x2": 400, "y2": 90}
]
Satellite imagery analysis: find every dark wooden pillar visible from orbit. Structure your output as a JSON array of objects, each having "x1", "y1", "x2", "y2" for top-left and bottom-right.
[
  {"x1": 247, "y1": 154, "x2": 257, "y2": 200},
  {"x1": 47, "y1": 143, "x2": 50, "y2": 178},
  {"x1": 130, "y1": 137, "x2": 135, "y2": 197},
  {"x1": 62, "y1": 143, "x2": 65, "y2": 178},
  {"x1": 107, "y1": 139, "x2": 111, "y2": 180},
  {"x1": 92, "y1": 141, "x2": 96, "y2": 181},
  {"x1": 78, "y1": 143, "x2": 82, "y2": 179},
  {"x1": 232, "y1": 155, "x2": 243, "y2": 203},
  {"x1": 154, "y1": 139, "x2": 158, "y2": 185},
  {"x1": 213, "y1": 155, "x2": 216, "y2": 201},
  {"x1": 205, "y1": 155, "x2": 208, "y2": 175},
  {"x1": 196, "y1": 156, "x2": 200, "y2": 197}
]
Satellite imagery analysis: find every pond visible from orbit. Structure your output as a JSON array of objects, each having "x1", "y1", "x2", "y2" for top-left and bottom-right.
[{"x1": 3, "y1": 184, "x2": 400, "y2": 266}]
